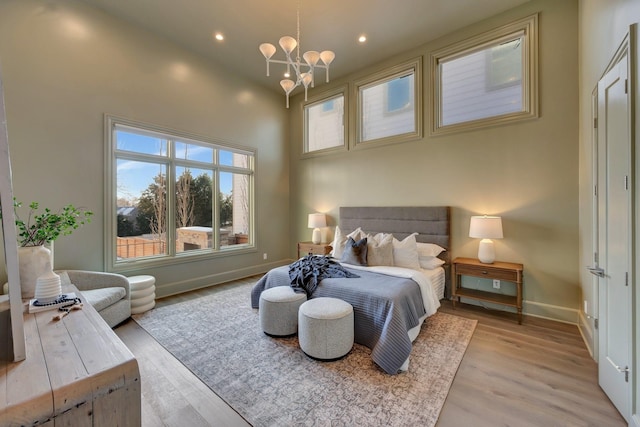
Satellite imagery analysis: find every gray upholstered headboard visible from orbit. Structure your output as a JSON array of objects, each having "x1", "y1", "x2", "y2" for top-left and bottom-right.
[{"x1": 339, "y1": 206, "x2": 451, "y2": 297}]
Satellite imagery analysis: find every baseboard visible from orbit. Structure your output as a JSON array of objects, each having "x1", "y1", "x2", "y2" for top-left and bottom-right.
[
  {"x1": 577, "y1": 310, "x2": 595, "y2": 359},
  {"x1": 632, "y1": 413, "x2": 640, "y2": 427},
  {"x1": 522, "y1": 300, "x2": 579, "y2": 325},
  {"x1": 155, "y1": 259, "x2": 291, "y2": 298}
]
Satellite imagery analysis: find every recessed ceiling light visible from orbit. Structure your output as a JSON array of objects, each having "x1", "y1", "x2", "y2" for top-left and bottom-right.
[
  {"x1": 214, "y1": 32, "x2": 224, "y2": 41},
  {"x1": 358, "y1": 35, "x2": 367, "y2": 43}
]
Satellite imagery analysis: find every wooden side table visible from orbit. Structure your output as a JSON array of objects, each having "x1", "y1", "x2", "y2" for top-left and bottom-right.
[
  {"x1": 452, "y1": 257, "x2": 524, "y2": 324},
  {"x1": 297, "y1": 242, "x2": 332, "y2": 258}
]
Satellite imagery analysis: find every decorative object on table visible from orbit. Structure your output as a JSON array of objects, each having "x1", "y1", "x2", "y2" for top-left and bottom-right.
[
  {"x1": 307, "y1": 213, "x2": 326, "y2": 244},
  {"x1": 258, "y1": 1, "x2": 335, "y2": 107},
  {"x1": 1, "y1": 200, "x2": 93, "y2": 298},
  {"x1": 34, "y1": 269, "x2": 62, "y2": 304},
  {"x1": 28, "y1": 291, "x2": 81, "y2": 313},
  {"x1": 17, "y1": 245, "x2": 53, "y2": 299},
  {"x1": 468, "y1": 215, "x2": 503, "y2": 264}
]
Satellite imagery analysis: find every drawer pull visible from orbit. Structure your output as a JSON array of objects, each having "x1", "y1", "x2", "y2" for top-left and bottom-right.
[{"x1": 482, "y1": 271, "x2": 488, "y2": 275}]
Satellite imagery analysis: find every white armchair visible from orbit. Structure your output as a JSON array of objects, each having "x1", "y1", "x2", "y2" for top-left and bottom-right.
[{"x1": 58, "y1": 270, "x2": 131, "y2": 328}]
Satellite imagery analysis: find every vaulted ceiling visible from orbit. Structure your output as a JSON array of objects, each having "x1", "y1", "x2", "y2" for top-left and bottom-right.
[{"x1": 81, "y1": 0, "x2": 530, "y2": 93}]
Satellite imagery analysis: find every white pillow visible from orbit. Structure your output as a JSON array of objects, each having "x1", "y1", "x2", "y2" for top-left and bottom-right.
[
  {"x1": 416, "y1": 242, "x2": 446, "y2": 258},
  {"x1": 366, "y1": 232, "x2": 394, "y2": 266},
  {"x1": 419, "y1": 256, "x2": 445, "y2": 270},
  {"x1": 331, "y1": 226, "x2": 364, "y2": 258},
  {"x1": 392, "y1": 233, "x2": 420, "y2": 270}
]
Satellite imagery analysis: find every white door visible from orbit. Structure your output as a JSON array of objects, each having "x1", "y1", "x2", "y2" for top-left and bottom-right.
[{"x1": 595, "y1": 50, "x2": 631, "y2": 422}]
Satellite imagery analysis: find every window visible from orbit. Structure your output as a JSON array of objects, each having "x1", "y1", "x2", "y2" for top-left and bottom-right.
[
  {"x1": 106, "y1": 116, "x2": 254, "y2": 269},
  {"x1": 355, "y1": 57, "x2": 422, "y2": 147},
  {"x1": 431, "y1": 14, "x2": 538, "y2": 135},
  {"x1": 303, "y1": 88, "x2": 346, "y2": 156}
]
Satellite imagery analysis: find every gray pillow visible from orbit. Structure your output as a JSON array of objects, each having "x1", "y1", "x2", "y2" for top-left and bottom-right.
[{"x1": 340, "y1": 237, "x2": 368, "y2": 266}]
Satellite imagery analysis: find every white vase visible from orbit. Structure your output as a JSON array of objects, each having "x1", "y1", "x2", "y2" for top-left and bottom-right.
[
  {"x1": 18, "y1": 245, "x2": 53, "y2": 299},
  {"x1": 35, "y1": 270, "x2": 62, "y2": 304}
]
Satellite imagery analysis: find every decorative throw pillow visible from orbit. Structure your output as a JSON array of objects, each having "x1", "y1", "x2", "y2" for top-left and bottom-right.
[
  {"x1": 392, "y1": 233, "x2": 420, "y2": 270},
  {"x1": 331, "y1": 226, "x2": 363, "y2": 258},
  {"x1": 419, "y1": 256, "x2": 446, "y2": 270},
  {"x1": 366, "y1": 232, "x2": 394, "y2": 266},
  {"x1": 340, "y1": 237, "x2": 368, "y2": 266},
  {"x1": 416, "y1": 242, "x2": 446, "y2": 258}
]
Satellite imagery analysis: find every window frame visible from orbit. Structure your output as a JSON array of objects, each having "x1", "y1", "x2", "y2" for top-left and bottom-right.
[
  {"x1": 430, "y1": 13, "x2": 538, "y2": 136},
  {"x1": 302, "y1": 86, "x2": 348, "y2": 158},
  {"x1": 352, "y1": 57, "x2": 422, "y2": 150},
  {"x1": 105, "y1": 115, "x2": 255, "y2": 273}
]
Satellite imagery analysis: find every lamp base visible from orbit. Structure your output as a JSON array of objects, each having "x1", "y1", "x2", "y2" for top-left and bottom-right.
[
  {"x1": 477, "y1": 239, "x2": 495, "y2": 264},
  {"x1": 312, "y1": 228, "x2": 321, "y2": 244}
]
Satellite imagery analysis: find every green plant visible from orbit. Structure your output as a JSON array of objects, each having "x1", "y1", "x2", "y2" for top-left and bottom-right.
[{"x1": 3, "y1": 200, "x2": 93, "y2": 247}]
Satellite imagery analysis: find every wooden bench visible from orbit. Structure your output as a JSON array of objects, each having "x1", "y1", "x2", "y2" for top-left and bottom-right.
[{"x1": 0, "y1": 285, "x2": 141, "y2": 426}]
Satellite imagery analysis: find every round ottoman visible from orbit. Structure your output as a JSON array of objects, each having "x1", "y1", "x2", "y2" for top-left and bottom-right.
[
  {"x1": 298, "y1": 297, "x2": 354, "y2": 360},
  {"x1": 259, "y1": 286, "x2": 307, "y2": 337},
  {"x1": 128, "y1": 275, "x2": 156, "y2": 314}
]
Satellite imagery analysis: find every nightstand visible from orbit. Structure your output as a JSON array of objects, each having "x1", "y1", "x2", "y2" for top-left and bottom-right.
[
  {"x1": 452, "y1": 257, "x2": 524, "y2": 324},
  {"x1": 297, "y1": 242, "x2": 332, "y2": 258}
]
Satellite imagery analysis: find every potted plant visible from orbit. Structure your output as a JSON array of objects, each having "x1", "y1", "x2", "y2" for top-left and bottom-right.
[{"x1": 2, "y1": 200, "x2": 93, "y2": 298}]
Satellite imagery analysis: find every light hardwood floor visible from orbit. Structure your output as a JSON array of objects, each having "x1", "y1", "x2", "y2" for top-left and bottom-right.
[{"x1": 115, "y1": 276, "x2": 626, "y2": 427}]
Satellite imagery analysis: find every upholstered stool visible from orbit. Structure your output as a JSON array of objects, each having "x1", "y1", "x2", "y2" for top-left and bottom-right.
[
  {"x1": 298, "y1": 297, "x2": 354, "y2": 360},
  {"x1": 259, "y1": 286, "x2": 307, "y2": 337},
  {"x1": 128, "y1": 275, "x2": 156, "y2": 314}
]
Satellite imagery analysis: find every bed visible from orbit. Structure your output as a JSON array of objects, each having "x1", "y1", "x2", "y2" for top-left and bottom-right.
[{"x1": 251, "y1": 206, "x2": 451, "y2": 374}]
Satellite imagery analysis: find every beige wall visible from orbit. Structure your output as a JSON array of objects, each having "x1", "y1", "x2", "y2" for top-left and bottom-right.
[
  {"x1": 0, "y1": 0, "x2": 291, "y2": 296},
  {"x1": 289, "y1": 0, "x2": 580, "y2": 322},
  {"x1": 578, "y1": 0, "x2": 640, "y2": 420}
]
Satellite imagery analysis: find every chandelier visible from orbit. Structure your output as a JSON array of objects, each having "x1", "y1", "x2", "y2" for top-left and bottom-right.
[{"x1": 258, "y1": 4, "x2": 335, "y2": 108}]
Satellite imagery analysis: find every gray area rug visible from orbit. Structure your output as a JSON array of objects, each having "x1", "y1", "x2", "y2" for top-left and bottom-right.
[{"x1": 134, "y1": 280, "x2": 477, "y2": 427}]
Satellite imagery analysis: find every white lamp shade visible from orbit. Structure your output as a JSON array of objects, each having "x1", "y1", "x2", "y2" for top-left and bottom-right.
[
  {"x1": 259, "y1": 43, "x2": 276, "y2": 59},
  {"x1": 469, "y1": 216, "x2": 503, "y2": 239},
  {"x1": 279, "y1": 36, "x2": 297, "y2": 55},
  {"x1": 303, "y1": 50, "x2": 320, "y2": 67},
  {"x1": 308, "y1": 213, "x2": 326, "y2": 245},
  {"x1": 280, "y1": 79, "x2": 296, "y2": 94},
  {"x1": 300, "y1": 72, "x2": 313, "y2": 88},
  {"x1": 308, "y1": 213, "x2": 327, "y2": 228},
  {"x1": 320, "y1": 50, "x2": 335, "y2": 65},
  {"x1": 469, "y1": 216, "x2": 503, "y2": 264}
]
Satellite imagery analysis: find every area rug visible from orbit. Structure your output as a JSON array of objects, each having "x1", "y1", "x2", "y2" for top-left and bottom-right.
[{"x1": 133, "y1": 281, "x2": 477, "y2": 427}]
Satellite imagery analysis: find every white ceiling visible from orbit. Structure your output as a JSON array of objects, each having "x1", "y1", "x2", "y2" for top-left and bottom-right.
[{"x1": 80, "y1": 0, "x2": 530, "y2": 93}]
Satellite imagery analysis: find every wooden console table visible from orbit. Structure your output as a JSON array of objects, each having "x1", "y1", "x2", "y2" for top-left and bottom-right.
[{"x1": 0, "y1": 285, "x2": 141, "y2": 426}]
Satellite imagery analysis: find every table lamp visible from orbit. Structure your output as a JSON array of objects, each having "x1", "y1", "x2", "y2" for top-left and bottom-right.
[
  {"x1": 469, "y1": 215, "x2": 503, "y2": 264},
  {"x1": 308, "y1": 213, "x2": 327, "y2": 244}
]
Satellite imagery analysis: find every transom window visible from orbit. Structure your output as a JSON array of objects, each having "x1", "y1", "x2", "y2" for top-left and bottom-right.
[
  {"x1": 106, "y1": 117, "x2": 254, "y2": 269},
  {"x1": 303, "y1": 88, "x2": 347, "y2": 156},
  {"x1": 355, "y1": 57, "x2": 422, "y2": 147},
  {"x1": 431, "y1": 14, "x2": 538, "y2": 135}
]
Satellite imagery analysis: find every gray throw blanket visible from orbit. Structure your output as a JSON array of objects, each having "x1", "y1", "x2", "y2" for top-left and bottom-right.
[{"x1": 288, "y1": 255, "x2": 359, "y2": 297}]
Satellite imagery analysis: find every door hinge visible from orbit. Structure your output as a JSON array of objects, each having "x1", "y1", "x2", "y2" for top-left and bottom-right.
[
  {"x1": 625, "y1": 271, "x2": 629, "y2": 286},
  {"x1": 594, "y1": 252, "x2": 598, "y2": 264},
  {"x1": 594, "y1": 117, "x2": 598, "y2": 128},
  {"x1": 625, "y1": 79, "x2": 629, "y2": 94},
  {"x1": 594, "y1": 185, "x2": 598, "y2": 197},
  {"x1": 594, "y1": 318, "x2": 598, "y2": 330},
  {"x1": 625, "y1": 175, "x2": 629, "y2": 190}
]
